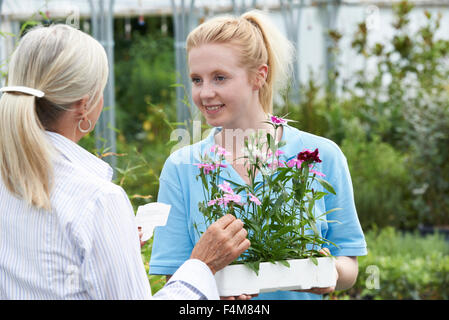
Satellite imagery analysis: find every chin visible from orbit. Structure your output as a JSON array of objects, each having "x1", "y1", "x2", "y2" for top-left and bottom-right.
[
  {"x1": 205, "y1": 119, "x2": 223, "y2": 128},
  {"x1": 202, "y1": 114, "x2": 224, "y2": 128}
]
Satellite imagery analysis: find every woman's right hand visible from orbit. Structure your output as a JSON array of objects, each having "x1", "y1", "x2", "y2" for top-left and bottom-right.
[{"x1": 190, "y1": 214, "x2": 250, "y2": 275}]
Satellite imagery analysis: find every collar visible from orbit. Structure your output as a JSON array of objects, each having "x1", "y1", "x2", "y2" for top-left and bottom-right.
[
  {"x1": 45, "y1": 131, "x2": 113, "y2": 182},
  {"x1": 202, "y1": 124, "x2": 290, "y2": 151}
]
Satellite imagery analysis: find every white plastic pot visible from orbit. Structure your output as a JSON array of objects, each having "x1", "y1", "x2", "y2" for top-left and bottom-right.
[{"x1": 214, "y1": 257, "x2": 337, "y2": 296}]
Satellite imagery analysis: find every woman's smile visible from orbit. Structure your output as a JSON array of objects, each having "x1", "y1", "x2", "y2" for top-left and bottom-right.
[{"x1": 204, "y1": 103, "x2": 225, "y2": 114}]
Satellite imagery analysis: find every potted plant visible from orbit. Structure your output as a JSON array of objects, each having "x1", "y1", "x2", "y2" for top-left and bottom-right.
[{"x1": 193, "y1": 116, "x2": 339, "y2": 296}]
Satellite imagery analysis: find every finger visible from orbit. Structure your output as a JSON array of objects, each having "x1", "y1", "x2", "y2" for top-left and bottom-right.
[
  {"x1": 236, "y1": 238, "x2": 251, "y2": 254},
  {"x1": 320, "y1": 248, "x2": 331, "y2": 256},
  {"x1": 224, "y1": 219, "x2": 244, "y2": 237},
  {"x1": 214, "y1": 214, "x2": 236, "y2": 230},
  {"x1": 230, "y1": 228, "x2": 248, "y2": 246}
]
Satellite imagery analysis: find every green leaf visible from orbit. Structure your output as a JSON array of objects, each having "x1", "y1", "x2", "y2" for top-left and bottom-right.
[
  {"x1": 244, "y1": 261, "x2": 261, "y2": 275},
  {"x1": 278, "y1": 260, "x2": 291, "y2": 268},
  {"x1": 317, "y1": 208, "x2": 342, "y2": 219},
  {"x1": 266, "y1": 133, "x2": 276, "y2": 151},
  {"x1": 271, "y1": 225, "x2": 296, "y2": 240},
  {"x1": 309, "y1": 256, "x2": 318, "y2": 266},
  {"x1": 0, "y1": 31, "x2": 16, "y2": 38},
  {"x1": 316, "y1": 178, "x2": 336, "y2": 195}
]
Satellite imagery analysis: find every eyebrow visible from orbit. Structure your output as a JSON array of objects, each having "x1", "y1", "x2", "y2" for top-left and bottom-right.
[{"x1": 190, "y1": 69, "x2": 231, "y2": 78}]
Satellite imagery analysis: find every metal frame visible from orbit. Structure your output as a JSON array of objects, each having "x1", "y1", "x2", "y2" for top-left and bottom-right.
[
  {"x1": 319, "y1": 0, "x2": 341, "y2": 95},
  {"x1": 88, "y1": 0, "x2": 117, "y2": 169},
  {"x1": 280, "y1": 0, "x2": 303, "y2": 103},
  {"x1": 171, "y1": 0, "x2": 196, "y2": 128}
]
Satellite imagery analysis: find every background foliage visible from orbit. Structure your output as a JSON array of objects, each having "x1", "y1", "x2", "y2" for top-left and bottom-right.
[{"x1": 279, "y1": 1, "x2": 449, "y2": 230}]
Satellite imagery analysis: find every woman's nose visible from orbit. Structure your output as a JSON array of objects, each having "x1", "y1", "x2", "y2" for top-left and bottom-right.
[{"x1": 199, "y1": 83, "x2": 216, "y2": 100}]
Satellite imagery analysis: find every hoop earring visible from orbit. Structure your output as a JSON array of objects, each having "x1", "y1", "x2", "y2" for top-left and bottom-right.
[{"x1": 78, "y1": 119, "x2": 92, "y2": 133}]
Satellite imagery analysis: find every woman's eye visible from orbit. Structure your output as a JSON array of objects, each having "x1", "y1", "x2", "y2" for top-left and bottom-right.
[
  {"x1": 215, "y1": 75, "x2": 226, "y2": 82},
  {"x1": 191, "y1": 77, "x2": 202, "y2": 85}
]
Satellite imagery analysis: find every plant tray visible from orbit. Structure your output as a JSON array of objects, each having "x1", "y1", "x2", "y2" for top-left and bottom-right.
[{"x1": 214, "y1": 257, "x2": 336, "y2": 296}]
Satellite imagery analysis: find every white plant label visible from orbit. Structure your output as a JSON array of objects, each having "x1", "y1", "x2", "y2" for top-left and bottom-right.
[{"x1": 135, "y1": 202, "x2": 171, "y2": 241}]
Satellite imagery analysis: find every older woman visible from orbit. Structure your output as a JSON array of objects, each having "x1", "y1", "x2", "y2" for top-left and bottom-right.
[{"x1": 0, "y1": 24, "x2": 250, "y2": 300}]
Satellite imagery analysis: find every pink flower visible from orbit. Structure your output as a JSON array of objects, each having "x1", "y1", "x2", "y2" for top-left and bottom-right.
[
  {"x1": 275, "y1": 150, "x2": 285, "y2": 157},
  {"x1": 271, "y1": 115, "x2": 287, "y2": 125},
  {"x1": 223, "y1": 193, "x2": 242, "y2": 205},
  {"x1": 267, "y1": 149, "x2": 285, "y2": 158},
  {"x1": 310, "y1": 169, "x2": 326, "y2": 177},
  {"x1": 248, "y1": 193, "x2": 261, "y2": 205},
  {"x1": 218, "y1": 181, "x2": 234, "y2": 194},
  {"x1": 194, "y1": 163, "x2": 216, "y2": 174},
  {"x1": 210, "y1": 144, "x2": 231, "y2": 156},
  {"x1": 287, "y1": 158, "x2": 303, "y2": 169},
  {"x1": 208, "y1": 190, "x2": 242, "y2": 207},
  {"x1": 194, "y1": 162, "x2": 227, "y2": 174},
  {"x1": 217, "y1": 147, "x2": 231, "y2": 156},
  {"x1": 267, "y1": 159, "x2": 286, "y2": 169},
  {"x1": 210, "y1": 145, "x2": 218, "y2": 153}
]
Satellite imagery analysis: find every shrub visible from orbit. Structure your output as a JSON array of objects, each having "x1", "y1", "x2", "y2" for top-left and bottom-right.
[
  {"x1": 329, "y1": 227, "x2": 449, "y2": 300},
  {"x1": 114, "y1": 31, "x2": 176, "y2": 141},
  {"x1": 278, "y1": 1, "x2": 449, "y2": 228},
  {"x1": 340, "y1": 122, "x2": 413, "y2": 230}
]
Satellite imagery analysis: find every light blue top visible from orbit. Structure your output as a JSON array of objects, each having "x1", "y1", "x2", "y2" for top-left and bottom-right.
[{"x1": 150, "y1": 124, "x2": 367, "y2": 300}]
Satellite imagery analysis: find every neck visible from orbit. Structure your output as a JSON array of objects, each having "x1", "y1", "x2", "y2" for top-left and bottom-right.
[{"x1": 214, "y1": 111, "x2": 282, "y2": 160}]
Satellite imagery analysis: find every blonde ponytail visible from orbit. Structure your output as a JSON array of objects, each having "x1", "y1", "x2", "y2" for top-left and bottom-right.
[
  {"x1": 0, "y1": 94, "x2": 54, "y2": 210},
  {"x1": 186, "y1": 10, "x2": 294, "y2": 113},
  {"x1": 0, "y1": 24, "x2": 108, "y2": 211}
]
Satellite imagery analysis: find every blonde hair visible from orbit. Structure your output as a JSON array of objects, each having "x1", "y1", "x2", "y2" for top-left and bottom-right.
[
  {"x1": 186, "y1": 10, "x2": 294, "y2": 113},
  {"x1": 0, "y1": 24, "x2": 108, "y2": 211}
]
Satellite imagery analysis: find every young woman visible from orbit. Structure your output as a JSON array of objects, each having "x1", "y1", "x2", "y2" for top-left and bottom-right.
[
  {"x1": 0, "y1": 24, "x2": 250, "y2": 300},
  {"x1": 150, "y1": 10, "x2": 367, "y2": 300}
]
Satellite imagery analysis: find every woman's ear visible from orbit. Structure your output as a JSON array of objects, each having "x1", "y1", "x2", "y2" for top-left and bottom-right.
[
  {"x1": 73, "y1": 96, "x2": 90, "y2": 119},
  {"x1": 253, "y1": 64, "x2": 268, "y2": 90}
]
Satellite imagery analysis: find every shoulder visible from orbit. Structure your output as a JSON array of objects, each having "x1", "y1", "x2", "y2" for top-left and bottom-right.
[
  {"x1": 284, "y1": 125, "x2": 345, "y2": 161},
  {"x1": 52, "y1": 159, "x2": 128, "y2": 217},
  {"x1": 50, "y1": 160, "x2": 132, "y2": 249}
]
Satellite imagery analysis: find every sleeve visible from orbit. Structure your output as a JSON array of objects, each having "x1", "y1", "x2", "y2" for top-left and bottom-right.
[
  {"x1": 75, "y1": 186, "x2": 153, "y2": 299},
  {"x1": 153, "y1": 259, "x2": 219, "y2": 300},
  {"x1": 322, "y1": 147, "x2": 368, "y2": 257},
  {"x1": 149, "y1": 158, "x2": 195, "y2": 275}
]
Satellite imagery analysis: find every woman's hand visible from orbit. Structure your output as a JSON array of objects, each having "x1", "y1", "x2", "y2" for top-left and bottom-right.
[
  {"x1": 138, "y1": 226, "x2": 147, "y2": 248},
  {"x1": 190, "y1": 214, "x2": 250, "y2": 274}
]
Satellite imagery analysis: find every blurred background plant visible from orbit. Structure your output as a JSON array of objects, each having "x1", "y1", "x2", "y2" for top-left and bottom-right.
[
  {"x1": 279, "y1": 1, "x2": 449, "y2": 231},
  {"x1": 327, "y1": 227, "x2": 449, "y2": 300}
]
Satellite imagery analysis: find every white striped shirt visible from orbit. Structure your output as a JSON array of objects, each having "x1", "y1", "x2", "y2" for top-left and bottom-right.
[{"x1": 0, "y1": 131, "x2": 218, "y2": 300}]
